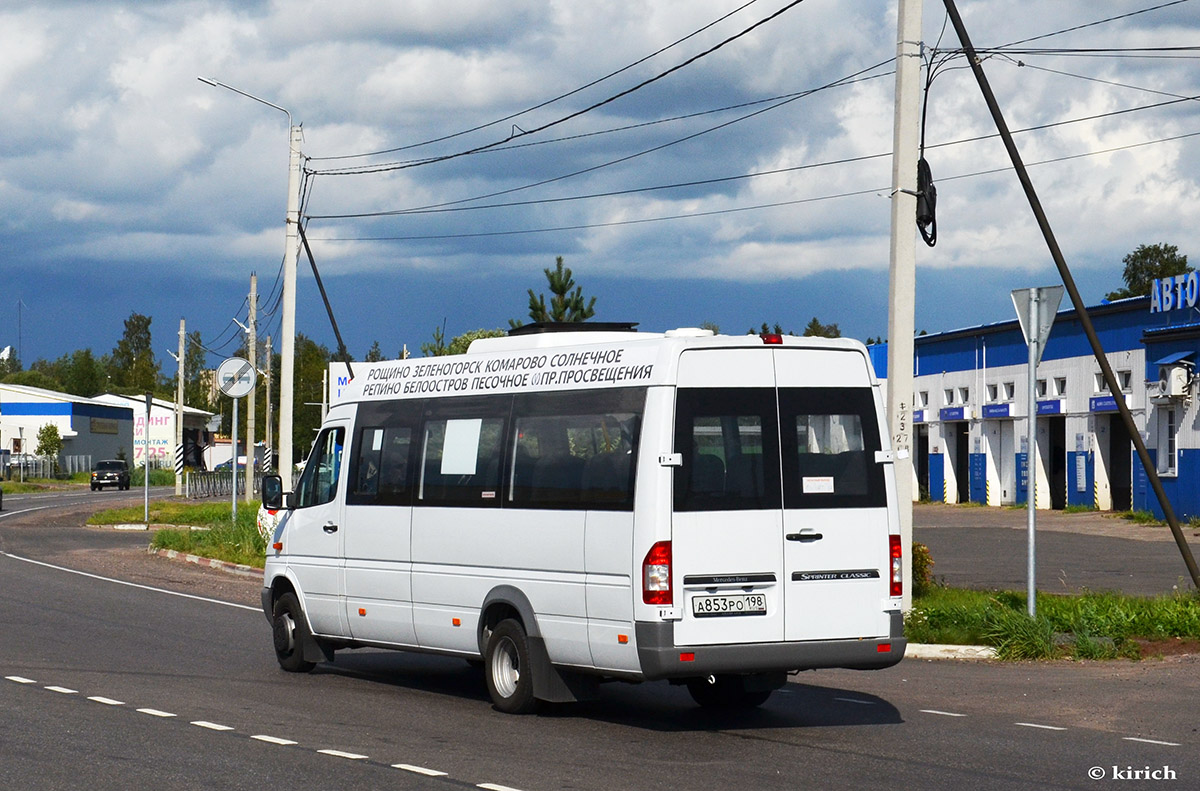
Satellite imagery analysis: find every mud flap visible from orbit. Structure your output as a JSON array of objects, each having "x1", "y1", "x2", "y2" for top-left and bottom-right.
[{"x1": 527, "y1": 635, "x2": 598, "y2": 703}]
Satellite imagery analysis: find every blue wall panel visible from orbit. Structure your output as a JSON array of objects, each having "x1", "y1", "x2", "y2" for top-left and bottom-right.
[
  {"x1": 929, "y1": 454, "x2": 945, "y2": 504},
  {"x1": 1133, "y1": 449, "x2": 1200, "y2": 522},
  {"x1": 969, "y1": 452, "x2": 987, "y2": 503}
]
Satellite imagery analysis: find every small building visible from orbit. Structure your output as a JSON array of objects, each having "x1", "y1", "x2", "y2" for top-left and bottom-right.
[
  {"x1": 93, "y1": 394, "x2": 216, "y2": 470},
  {"x1": 873, "y1": 276, "x2": 1199, "y2": 521},
  {"x1": 0, "y1": 383, "x2": 135, "y2": 470}
]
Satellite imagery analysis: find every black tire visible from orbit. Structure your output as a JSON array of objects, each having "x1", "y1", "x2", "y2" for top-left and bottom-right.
[
  {"x1": 686, "y1": 675, "x2": 772, "y2": 709},
  {"x1": 484, "y1": 619, "x2": 538, "y2": 714},
  {"x1": 90, "y1": 485, "x2": 97, "y2": 492},
  {"x1": 272, "y1": 592, "x2": 317, "y2": 673}
]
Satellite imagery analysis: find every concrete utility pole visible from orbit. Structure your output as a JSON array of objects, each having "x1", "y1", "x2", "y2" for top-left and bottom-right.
[
  {"x1": 280, "y1": 124, "x2": 303, "y2": 484},
  {"x1": 246, "y1": 273, "x2": 257, "y2": 503},
  {"x1": 886, "y1": 0, "x2": 924, "y2": 609},
  {"x1": 175, "y1": 318, "x2": 185, "y2": 496},
  {"x1": 197, "y1": 76, "x2": 301, "y2": 485},
  {"x1": 264, "y1": 335, "x2": 274, "y2": 473}
]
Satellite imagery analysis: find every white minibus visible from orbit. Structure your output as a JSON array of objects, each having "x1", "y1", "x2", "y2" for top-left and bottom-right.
[{"x1": 261, "y1": 324, "x2": 905, "y2": 713}]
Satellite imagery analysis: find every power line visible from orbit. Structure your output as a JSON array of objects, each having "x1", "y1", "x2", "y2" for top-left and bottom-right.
[
  {"x1": 999, "y1": 0, "x2": 1193, "y2": 49},
  {"x1": 308, "y1": 0, "x2": 764, "y2": 162},
  {"x1": 306, "y1": 91, "x2": 1199, "y2": 221},
  {"x1": 307, "y1": 0, "x2": 811, "y2": 177},
  {"x1": 309, "y1": 125, "x2": 1200, "y2": 243}
]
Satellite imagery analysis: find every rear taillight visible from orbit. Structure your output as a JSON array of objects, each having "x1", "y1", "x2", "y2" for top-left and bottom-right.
[
  {"x1": 889, "y1": 534, "x2": 903, "y2": 597},
  {"x1": 760, "y1": 333, "x2": 783, "y2": 345},
  {"x1": 642, "y1": 541, "x2": 672, "y2": 605}
]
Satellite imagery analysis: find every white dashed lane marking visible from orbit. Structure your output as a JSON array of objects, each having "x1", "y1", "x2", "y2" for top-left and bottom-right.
[
  {"x1": 318, "y1": 749, "x2": 369, "y2": 760},
  {"x1": 191, "y1": 721, "x2": 235, "y2": 731},
  {"x1": 920, "y1": 709, "x2": 967, "y2": 717},
  {"x1": 88, "y1": 696, "x2": 125, "y2": 706},
  {"x1": 45, "y1": 686, "x2": 78, "y2": 694},
  {"x1": 5, "y1": 676, "x2": 37, "y2": 684},
  {"x1": 1016, "y1": 723, "x2": 1067, "y2": 731},
  {"x1": 252, "y1": 735, "x2": 299, "y2": 746},
  {"x1": 1124, "y1": 737, "x2": 1180, "y2": 747},
  {"x1": 394, "y1": 764, "x2": 449, "y2": 777},
  {"x1": 137, "y1": 708, "x2": 176, "y2": 718}
]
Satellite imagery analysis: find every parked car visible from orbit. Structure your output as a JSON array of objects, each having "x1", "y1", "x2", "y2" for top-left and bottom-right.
[
  {"x1": 215, "y1": 456, "x2": 256, "y2": 472},
  {"x1": 91, "y1": 459, "x2": 131, "y2": 491}
]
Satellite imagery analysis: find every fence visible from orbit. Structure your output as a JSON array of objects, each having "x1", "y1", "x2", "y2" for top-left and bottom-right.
[{"x1": 184, "y1": 470, "x2": 263, "y2": 499}]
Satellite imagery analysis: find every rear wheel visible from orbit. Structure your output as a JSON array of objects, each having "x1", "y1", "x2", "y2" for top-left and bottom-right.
[
  {"x1": 272, "y1": 592, "x2": 316, "y2": 673},
  {"x1": 686, "y1": 675, "x2": 772, "y2": 709},
  {"x1": 484, "y1": 619, "x2": 538, "y2": 714}
]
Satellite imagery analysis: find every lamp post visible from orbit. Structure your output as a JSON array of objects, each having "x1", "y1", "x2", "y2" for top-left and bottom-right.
[{"x1": 198, "y1": 76, "x2": 301, "y2": 486}]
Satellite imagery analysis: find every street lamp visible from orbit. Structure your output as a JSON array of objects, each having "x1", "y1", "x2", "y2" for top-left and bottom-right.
[{"x1": 198, "y1": 76, "x2": 301, "y2": 484}]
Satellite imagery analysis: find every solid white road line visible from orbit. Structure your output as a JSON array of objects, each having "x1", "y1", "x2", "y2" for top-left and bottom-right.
[
  {"x1": 88, "y1": 696, "x2": 125, "y2": 706},
  {"x1": 393, "y1": 764, "x2": 448, "y2": 777},
  {"x1": 1015, "y1": 722, "x2": 1066, "y2": 731},
  {"x1": 919, "y1": 709, "x2": 967, "y2": 717},
  {"x1": 251, "y1": 735, "x2": 298, "y2": 746},
  {"x1": 191, "y1": 721, "x2": 235, "y2": 731},
  {"x1": 1123, "y1": 737, "x2": 1180, "y2": 747},
  {"x1": 318, "y1": 749, "x2": 368, "y2": 760},
  {"x1": 0, "y1": 552, "x2": 259, "y2": 612},
  {"x1": 137, "y1": 708, "x2": 176, "y2": 718}
]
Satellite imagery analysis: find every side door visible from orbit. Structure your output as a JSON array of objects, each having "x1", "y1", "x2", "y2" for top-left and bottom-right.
[
  {"x1": 776, "y1": 349, "x2": 893, "y2": 641},
  {"x1": 285, "y1": 421, "x2": 350, "y2": 638},
  {"x1": 671, "y1": 349, "x2": 785, "y2": 647}
]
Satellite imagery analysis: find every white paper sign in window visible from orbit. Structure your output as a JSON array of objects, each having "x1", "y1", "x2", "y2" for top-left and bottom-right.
[
  {"x1": 803, "y1": 476, "x2": 835, "y2": 494},
  {"x1": 442, "y1": 418, "x2": 483, "y2": 475}
]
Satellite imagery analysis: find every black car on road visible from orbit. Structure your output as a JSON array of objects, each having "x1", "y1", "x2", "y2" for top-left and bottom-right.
[{"x1": 91, "y1": 460, "x2": 131, "y2": 491}]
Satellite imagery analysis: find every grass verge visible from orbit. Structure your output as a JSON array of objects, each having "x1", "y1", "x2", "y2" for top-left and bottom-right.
[
  {"x1": 88, "y1": 500, "x2": 265, "y2": 568},
  {"x1": 905, "y1": 586, "x2": 1200, "y2": 660}
]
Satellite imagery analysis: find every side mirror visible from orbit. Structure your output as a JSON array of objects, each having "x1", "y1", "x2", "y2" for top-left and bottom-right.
[{"x1": 262, "y1": 474, "x2": 285, "y2": 510}]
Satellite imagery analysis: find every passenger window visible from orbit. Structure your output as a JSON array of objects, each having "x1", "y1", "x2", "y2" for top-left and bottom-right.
[
  {"x1": 673, "y1": 388, "x2": 781, "y2": 512},
  {"x1": 294, "y1": 427, "x2": 345, "y2": 508},
  {"x1": 350, "y1": 425, "x2": 413, "y2": 504},
  {"x1": 780, "y1": 388, "x2": 885, "y2": 509},
  {"x1": 509, "y1": 389, "x2": 644, "y2": 510},
  {"x1": 418, "y1": 405, "x2": 506, "y2": 505}
]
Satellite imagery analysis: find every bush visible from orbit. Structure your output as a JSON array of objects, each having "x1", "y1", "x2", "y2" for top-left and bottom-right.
[{"x1": 911, "y1": 541, "x2": 935, "y2": 597}]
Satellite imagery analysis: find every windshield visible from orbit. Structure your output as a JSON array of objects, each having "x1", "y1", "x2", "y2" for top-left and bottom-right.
[{"x1": 96, "y1": 461, "x2": 126, "y2": 471}]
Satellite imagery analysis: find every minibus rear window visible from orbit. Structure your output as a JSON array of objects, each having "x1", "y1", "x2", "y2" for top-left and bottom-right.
[
  {"x1": 779, "y1": 388, "x2": 885, "y2": 509},
  {"x1": 673, "y1": 388, "x2": 782, "y2": 512}
]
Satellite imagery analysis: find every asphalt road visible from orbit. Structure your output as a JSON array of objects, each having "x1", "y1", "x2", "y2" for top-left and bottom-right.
[{"x1": 1, "y1": 492, "x2": 1197, "y2": 789}]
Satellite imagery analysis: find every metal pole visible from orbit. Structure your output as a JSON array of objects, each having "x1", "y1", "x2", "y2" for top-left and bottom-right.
[
  {"x1": 1026, "y1": 292, "x2": 1038, "y2": 618},
  {"x1": 887, "y1": 0, "x2": 925, "y2": 610},
  {"x1": 265, "y1": 335, "x2": 273, "y2": 473},
  {"x1": 246, "y1": 273, "x2": 257, "y2": 503},
  {"x1": 175, "y1": 318, "x2": 185, "y2": 497},
  {"x1": 231, "y1": 396, "x2": 238, "y2": 523},
  {"x1": 941, "y1": 0, "x2": 1200, "y2": 591},
  {"x1": 144, "y1": 392, "x2": 152, "y2": 524}
]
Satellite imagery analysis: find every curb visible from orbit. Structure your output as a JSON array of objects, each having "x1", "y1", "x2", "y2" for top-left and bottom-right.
[
  {"x1": 113, "y1": 523, "x2": 210, "y2": 532},
  {"x1": 906, "y1": 643, "x2": 997, "y2": 660},
  {"x1": 151, "y1": 548, "x2": 264, "y2": 579}
]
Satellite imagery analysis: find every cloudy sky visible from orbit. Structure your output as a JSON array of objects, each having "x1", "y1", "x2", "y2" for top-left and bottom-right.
[{"x1": 3, "y1": 0, "x2": 1198, "y2": 371}]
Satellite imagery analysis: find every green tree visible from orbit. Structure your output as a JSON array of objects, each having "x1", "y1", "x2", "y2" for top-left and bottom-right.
[
  {"x1": 803, "y1": 317, "x2": 841, "y2": 338},
  {"x1": 364, "y1": 341, "x2": 384, "y2": 362},
  {"x1": 183, "y1": 331, "x2": 210, "y2": 410},
  {"x1": 59, "y1": 349, "x2": 106, "y2": 397},
  {"x1": 35, "y1": 423, "x2": 63, "y2": 469},
  {"x1": 3, "y1": 369, "x2": 62, "y2": 390},
  {"x1": 423, "y1": 327, "x2": 506, "y2": 357},
  {"x1": 511, "y1": 256, "x2": 597, "y2": 327},
  {"x1": 0, "y1": 346, "x2": 21, "y2": 378},
  {"x1": 1106, "y1": 243, "x2": 1191, "y2": 300},
  {"x1": 109, "y1": 312, "x2": 160, "y2": 393},
  {"x1": 294, "y1": 333, "x2": 333, "y2": 456}
]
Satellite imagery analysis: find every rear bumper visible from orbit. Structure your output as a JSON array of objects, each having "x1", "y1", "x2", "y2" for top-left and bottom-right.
[{"x1": 635, "y1": 611, "x2": 905, "y2": 680}]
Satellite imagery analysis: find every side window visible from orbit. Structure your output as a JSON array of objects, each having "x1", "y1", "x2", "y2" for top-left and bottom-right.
[
  {"x1": 294, "y1": 427, "x2": 345, "y2": 508},
  {"x1": 673, "y1": 388, "x2": 781, "y2": 512},
  {"x1": 780, "y1": 388, "x2": 885, "y2": 509},
  {"x1": 418, "y1": 397, "x2": 508, "y2": 506},
  {"x1": 350, "y1": 425, "x2": 414, "y2": 505},
  {"x1": 509, "y1": 388, "x2": 645, "y2": 510}
]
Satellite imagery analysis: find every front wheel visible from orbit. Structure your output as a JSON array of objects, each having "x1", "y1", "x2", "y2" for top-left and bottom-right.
[
  {"x1": 272, "y1": 592, "x2": 316, "y2": 673},
  {"x1": 484, "y1": 619, "x2": 538, "y2": 714},
  {"x1": 686, "y1": 675, "x2": 772, "y2": 709}
]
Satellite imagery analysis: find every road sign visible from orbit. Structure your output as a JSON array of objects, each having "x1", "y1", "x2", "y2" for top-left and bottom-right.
[
  {"x1": 217, "y1": 356, "x2": 257, "y2": 398},
  {"x1": 1011, "y1": 286, "x2": 1064, "y2": 365}
]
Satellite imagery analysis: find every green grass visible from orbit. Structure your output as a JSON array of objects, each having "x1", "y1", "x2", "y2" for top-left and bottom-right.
[
  {"x1": 1, "y1": 478, "x2": 85, "y2": 493},
  {"x1": 1063, "y1": 504, "x2": 1097, "y2": 514},
  {"x1": 89, "y1": 500, "x2": 266, "y2": 567},
  {"x1": 905, "y1": 586, "x2": 1200, "y2": 660}
]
